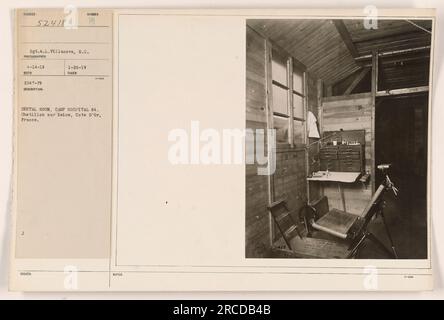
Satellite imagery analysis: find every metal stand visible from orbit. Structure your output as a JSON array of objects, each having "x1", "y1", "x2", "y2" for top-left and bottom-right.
[
  {"x1": 348, "y1": 206, "x2": 398, "y2": 259},
  {"x1": 380, "y1": 210, "x2": 398, "y2": 258}
]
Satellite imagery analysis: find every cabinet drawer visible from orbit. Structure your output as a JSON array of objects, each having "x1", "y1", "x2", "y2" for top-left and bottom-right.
[
  {"x1": 322, "y1": 146, "x2": 339, "y2": 151},
  {"x1": 320, "y1": 152, "x2": 338, "y2": 160},
  {"x1": 338, "y1": 145, "x2": 362, "y2": 152},
  {"x1": 338, "y1": 152, "x2": 360, "y2": 160},
  {"x1": 339, "y1": 160, "x2": 361, "y2": 172}
]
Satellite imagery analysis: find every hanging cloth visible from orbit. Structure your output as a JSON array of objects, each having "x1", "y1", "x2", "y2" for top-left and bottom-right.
[{"x1": 307, "y1": 111, "x2": 320, "y2": 138}]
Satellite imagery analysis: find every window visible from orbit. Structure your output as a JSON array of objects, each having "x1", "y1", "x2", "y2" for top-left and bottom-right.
[
  {"x1": 293, "y1": 69, "x2": 304, "y2": 95},
  {"x1": 271, "y1": 49, "x2": 290, "y2": 144},
  {"x1": 292, "y1": 68, "x2": 305, "y2": 145},
  {"x1": 271, "y1": 52, "x2": 288, "y2": 86},
  {"x1": 293, "y1": 94, "x2": 304, "y2": 120},
  {"x1": 272, "y1": 86, "x2": 288, "y2": 115},
  {"x1": 270, "y1": 48, "x2": 306, "y2": 147},
  {"x1": 274, "y1": 115, "x2": 290, "y2": 144}
]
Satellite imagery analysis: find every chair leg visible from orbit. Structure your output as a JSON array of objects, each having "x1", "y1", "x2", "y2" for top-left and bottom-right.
[
  {"x1": 379, "y1": 211, "x2": 398, "y2": 258},
  {"x1": 348, "y1": 231, "x2": 397, "y2": 259},
  {"x1": 366, "y1": 233, "x2": 397, "y2": 259},
  {"x1": 347, "y1": 233, "x2": 368, "y2": 258}
]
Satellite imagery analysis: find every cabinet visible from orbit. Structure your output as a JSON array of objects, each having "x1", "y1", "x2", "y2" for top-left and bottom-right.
[{"x1": 319, "y1": 144, "x2": 364, "y2": 172}]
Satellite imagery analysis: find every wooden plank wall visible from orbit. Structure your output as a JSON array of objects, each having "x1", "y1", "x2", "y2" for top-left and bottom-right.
[
  {"x1": 245, "y1": 27, "x2": 269, "y2": 257},
  {"x1": 272, "y1": 147, "x2": 307, "y2": 241},
  {"x1": 306, "y1": 75, "x2": 322, "y2": 202},
  {"x1": 321, "y1": 93, "x2": 373, "y2": 214},
  {"x1": 245, "y1": 27, "x2": 320, "y2": 257}
]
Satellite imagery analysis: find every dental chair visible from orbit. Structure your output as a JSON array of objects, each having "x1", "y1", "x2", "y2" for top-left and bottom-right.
[{"x1": 270, "y1": 164, "x2": 398, "y2": 259}]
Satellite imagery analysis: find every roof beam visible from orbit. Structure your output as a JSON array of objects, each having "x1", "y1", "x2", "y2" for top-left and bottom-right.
[
  {"x1": 376, "y1": 85, "x2": 429, "y2": 97},
  {"x1": 343, "y1": 67, "x2": 370, "y2": 95},
  {"x1": 355, "y1": 46, "x2": 431, "y2": 61},
  {"x1": 362, "y1": 53, "x2": 430, "y2": 67},
  {"x1": 333, "y1": 20, "x2": 359, "y2": 58},
  {"x1": 353, "y1": 29, "x2": 431, "y2": 44}
]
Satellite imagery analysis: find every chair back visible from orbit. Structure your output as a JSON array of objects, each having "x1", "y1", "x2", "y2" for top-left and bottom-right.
[
  {"x1": 268, "y1": 199, "x2": 288, "y2": 218},
  {"x1": 360, "y1": 184, "x2": 385, "y2": 220},
  {"x1": 309, "y1": 196, "x2": 329, "y2": 219}
]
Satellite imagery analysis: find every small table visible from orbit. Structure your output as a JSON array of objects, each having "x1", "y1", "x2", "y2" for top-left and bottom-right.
[{"x1": 307, "y1": 171, "x2": 361, "y2": 211}]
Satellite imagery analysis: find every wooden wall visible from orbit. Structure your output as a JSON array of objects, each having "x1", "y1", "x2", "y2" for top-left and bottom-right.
[
  {"x1": 272, "y1": 147, "x2": 307, "y2": 241},
  {"x1": 245, "y1": 27, "x2": 320, "y2": 257},
  {"x1": 245, "y1": 27, "x2": 269, "y2": 257},
  {"x1": 321, "y1": 93, "x2": 373, "y2": 214},
  {"x1": 306, "y1": 76, "x2": 322, "y2": 202}
]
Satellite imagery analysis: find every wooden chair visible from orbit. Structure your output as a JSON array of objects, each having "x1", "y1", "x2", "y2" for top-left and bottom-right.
[
  {"x1": 268, "y1": 199, "x2": 302, "y2": 251},
  {"x1": 305, "y1": 170, "x2": 398, "y2": 258},
  {"x1": 269, "y1": 199, "x2": 351, "y2": 259}
]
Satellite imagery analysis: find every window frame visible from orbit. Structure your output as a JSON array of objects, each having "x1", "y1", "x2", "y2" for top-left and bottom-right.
[{"x1": 269, "y1": 47, "x2": 307, "y2": 148}]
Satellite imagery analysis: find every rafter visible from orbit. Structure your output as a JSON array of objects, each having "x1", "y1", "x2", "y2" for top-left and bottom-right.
[
  {"x1": 362, "y1": 53, "x2": 430, "y2": 67},
  {"x1": 376, "y1": 86, "x2": 429, "y2": 97},
  {"x1": 333, "y1": 20, "x2": 359, "y2": 58},
  {"x1": 355, "y1": 46, "x2": 431, "y2": 61},
  {"x1": 354, "y1": 29, "x2": 431, "y2": 44},
  {"x1": 343, "y1": 67, "x2": 371, "y2": 95}
]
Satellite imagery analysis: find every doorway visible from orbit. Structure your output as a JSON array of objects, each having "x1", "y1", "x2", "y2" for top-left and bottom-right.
[{"x1": 374, "y1": 93, "x2": 428, "y2": 258}]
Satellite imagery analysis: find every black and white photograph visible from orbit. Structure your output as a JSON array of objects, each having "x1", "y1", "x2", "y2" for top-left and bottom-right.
[
  {"x1": 245, "y1": 18, "x2": 432, "y2": 259},
  {"x1": 2, "y1": 3, "x2": 442, "y2": 296}
]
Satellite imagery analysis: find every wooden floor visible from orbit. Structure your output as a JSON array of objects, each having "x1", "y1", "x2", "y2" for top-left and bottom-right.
[{"x1": 271, "y1": 236, "x2": 350, "y2": 259}]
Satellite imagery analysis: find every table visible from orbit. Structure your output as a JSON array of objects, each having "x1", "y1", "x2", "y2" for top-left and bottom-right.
[{"x1": 307, "y1": 171, "x2": 361, "y2": 211}]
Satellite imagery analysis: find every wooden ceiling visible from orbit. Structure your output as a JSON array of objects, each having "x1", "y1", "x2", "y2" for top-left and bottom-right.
[{"x1": 247, "y1": 19, "x2": 432, "y2": 89}]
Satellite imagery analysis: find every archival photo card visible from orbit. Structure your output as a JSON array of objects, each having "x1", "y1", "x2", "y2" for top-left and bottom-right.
[{"x1": 10, "y1": 8, "x2": 435, "y2": 291}]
